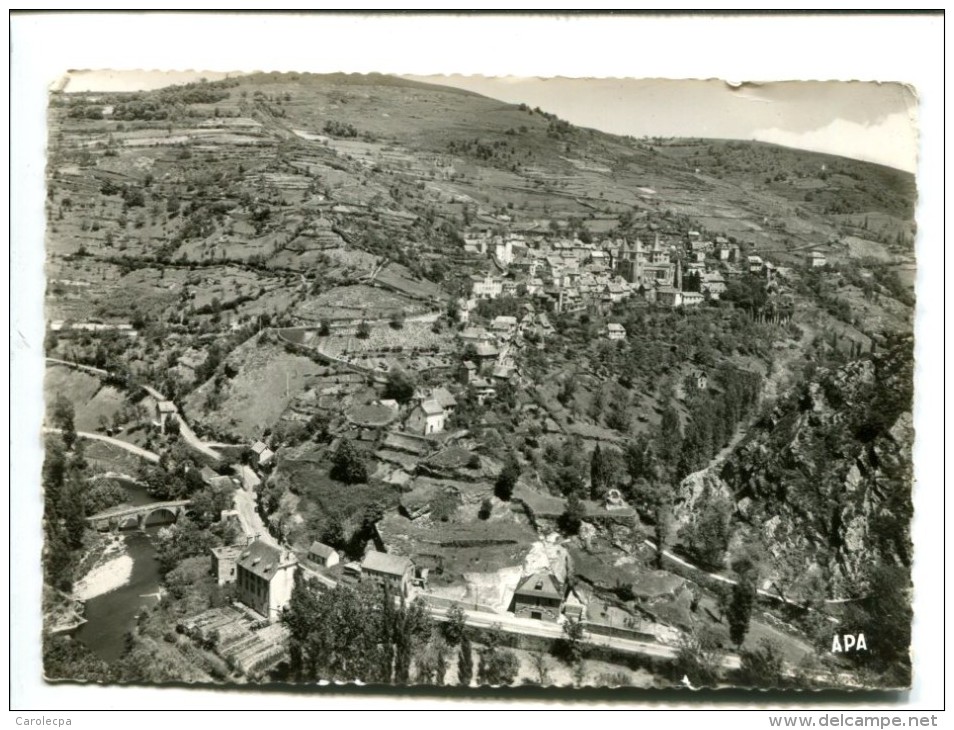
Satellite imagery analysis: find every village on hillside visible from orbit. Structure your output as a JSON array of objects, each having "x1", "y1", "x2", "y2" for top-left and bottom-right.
[{"x1": 40, "y1": 73, "x2": 915, "y2": 691}]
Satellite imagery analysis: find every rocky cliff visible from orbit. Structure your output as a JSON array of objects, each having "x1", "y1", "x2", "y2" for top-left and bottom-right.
[{"x1": 676, "y1": 336, "x2": 913, "y2": 599}]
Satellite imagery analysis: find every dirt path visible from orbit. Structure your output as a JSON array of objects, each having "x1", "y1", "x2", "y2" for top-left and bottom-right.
[
  {"x1": 43, "y1": 427, "x2": 160, "y2": 463},
  {"x1": 45, "y1": 357, "x2": 110, "y2": 377}
]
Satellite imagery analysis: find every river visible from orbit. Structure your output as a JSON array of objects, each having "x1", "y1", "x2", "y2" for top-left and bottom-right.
[{"x1": 73, "y1": 480, "x2": 169, "y2": 662}]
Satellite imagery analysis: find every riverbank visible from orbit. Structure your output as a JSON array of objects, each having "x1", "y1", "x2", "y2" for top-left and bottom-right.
[{"x1": 72, "y1": 534, "x2": 133, "y2": 601}]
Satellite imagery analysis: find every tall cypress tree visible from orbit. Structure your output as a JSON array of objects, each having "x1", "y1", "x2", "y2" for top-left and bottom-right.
[
  {"x1": 590, "y1": 444, "x2": 608, "y2": 500},
  {"x1": 458, "y1": 636, "x2": 473, "y2": 687},
  {"x1": 727, "y1": 577, "x2": 757, "y2": 647}
]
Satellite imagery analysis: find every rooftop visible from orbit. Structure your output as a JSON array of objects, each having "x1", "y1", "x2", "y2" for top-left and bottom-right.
[
  {"x1": 361, "y1": 550, "x2": 413, "y2": 577},
  {"x1": 308, "y1": 541, "x2": 337, "y2": 560},
  {"x1": 514, "y1": 571, "x2": 562, "y2": 601},
  {"x1": 418, "y1": 399, "x2": 445, "y2": 416},
  {"x1": 237, "y1": 540, "x2": 295, "y2": 581}
]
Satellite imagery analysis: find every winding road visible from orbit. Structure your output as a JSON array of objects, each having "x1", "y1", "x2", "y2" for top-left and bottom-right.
[{"x1": 42, "y1": 427, "x2": 160, "y2": 464}]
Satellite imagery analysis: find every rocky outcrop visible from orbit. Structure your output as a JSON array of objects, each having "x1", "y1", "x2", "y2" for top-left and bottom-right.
[{"x1": 676, "y1": 338, "x2": 914, "y2": 599}]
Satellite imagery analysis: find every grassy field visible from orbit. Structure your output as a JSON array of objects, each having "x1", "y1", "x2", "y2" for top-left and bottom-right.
[
  {"x1": 44, "y1": 365, "x2": 127, "y2": 432},
  {"x1": 294, "y1": 284, "x2": 418, "y2": 322},
  {"x1": 184, "y1": 338, "x2": 325, "y2": 440}
]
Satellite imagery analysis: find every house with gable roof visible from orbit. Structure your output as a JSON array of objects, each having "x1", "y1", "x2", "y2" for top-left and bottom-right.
[
  {"x1": 406, "y1": 399, "x2": 446, "y2": 435},
  {"x1": 235, "y1": 540, "x2": 297, "y2": 622},
  {"x1": 513, "y1": 571, "x2": 564, "y2": 622},
  {"x1": 361, "y1": 550, "x2": 414, "y2": 598}
]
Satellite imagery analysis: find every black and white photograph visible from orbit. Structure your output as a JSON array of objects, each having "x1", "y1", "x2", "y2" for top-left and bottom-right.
[{"x1": 10, "y1": 10, "x2": 944, "y2": 718}]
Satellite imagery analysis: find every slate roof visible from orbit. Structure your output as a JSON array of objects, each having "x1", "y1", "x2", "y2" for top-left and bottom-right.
[
  {"x1": 237, "y1": 541, "x2": 294, "y2": 581},
  {"x1": 431, "y1": 387, "x2": 458, "y2": 409},
  {"x1": 361, "y1": 550, "x2": 413, "y2": 577},
  {"x1": 514, "y1": 572, "x2": 563, "y2": 601},
  {"x1": 308, "y1": 541, "x2": 337, "y2": 560},
  {"x1": 419, "y1": 399, "x2": 444, "y2": 417}
]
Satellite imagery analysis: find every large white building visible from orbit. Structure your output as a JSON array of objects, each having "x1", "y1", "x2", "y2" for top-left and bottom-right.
[
  {"x1": 470, "y1": 273, "x2": 503, "y2": 299},
  {"x1": 235, "y1": 541, "x2": 297, "y2": 623}
]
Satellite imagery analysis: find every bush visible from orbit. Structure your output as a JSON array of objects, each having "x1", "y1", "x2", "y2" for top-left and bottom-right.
[{"x1": 330, "y1": 438, "x2": 368, "y2": 484}]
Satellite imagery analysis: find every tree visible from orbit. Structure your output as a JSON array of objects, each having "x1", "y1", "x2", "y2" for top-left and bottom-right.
[
  {"x1": 356, "y1": 320, "x2": 371, "y2": 339},
  {"x1": 559, "y1": 493, "x2": 586, "y2": 535},
  {"x1": 51, "y1": 394, "x2": 76, "y2": 450},
  {"x1": 477, "y1": 646, "x2": 519, "y2": 686},
  {"x1": 657, "y1": 402, "x2": 682, "y2": 473},
  {"x1": 681, "y1": 491, "x2": 732, "y2": 570},
  {"x1": 330, "y1": 438, "x2": 368, "y2": 484},
  {"x1": 737, "y1": 639, "x2": 786, "y2": 688},
  {"x1": 383, "y1": 368, "x2": 417, "y2": 404},
  {"x1": 841, "y1": 561, "x2": 912, "y2": 685},
  {"x1": 590, "y1": 444, "x2": 610, "y2": 499},
  {"x1": 320, "y1": 515, "x2": 346, "y2": 550},
  {"x1": 674, "y1": 624, "x2": 722, "y2": 687},
  {"x1": 494, "y1": 452, "x2": 520, "y2": 501},
  {"x1": 189, "y1": 481, "x2": 234, "y2": 528},
  {"x1": 443, "y1": 605, "x2": 467, "y2": 646},
  {"x1": 458, "y1": 636, "x2": 474, "y2": 686},
  {"x1": 478, "y1": 498, "x2": 493, "y2": 520},
  {"x1": 529, "y1": 652, "x2": 551, "y2": 686},
  {"x1": 306, "y1": 412, "x2": 331, "y2": 444},
  {"x1": 653, "y1": 499, "x2": 673, "y2": 569},
  {"x1": 727, "y1": 575, "x2": 757, "y2": 647},
  {"x1": 557, "y1": 617, "x2": 586, "y2": 664},
  {"x1": 284, "y1": 577, "x2": 432, "y2": 684}
]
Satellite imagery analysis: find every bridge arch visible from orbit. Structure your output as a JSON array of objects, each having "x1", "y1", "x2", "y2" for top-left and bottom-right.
[{"x1": 140, "y1": 505, "x2": 181, "y2": 528}]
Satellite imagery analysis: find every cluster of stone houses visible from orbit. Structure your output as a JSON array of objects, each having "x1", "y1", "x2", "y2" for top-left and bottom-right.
[{"x1": 463, "y1": 228, "x2": 757, "y2": 315}]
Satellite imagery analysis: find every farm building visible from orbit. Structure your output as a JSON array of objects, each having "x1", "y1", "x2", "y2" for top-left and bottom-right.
[
  {"x1": 307, "y1": 541, "x2": 340, "y2": 568},
  {"x1": 155, "y1": 400, "x2": 177, "y2": 429},
  {"x1": 688, "y1": 369, "x2": 708, "y2": 391},
  {"x1": 251, "y1": 441, "x2": 275, "y2": 467},
  {"x1": 809, "y1": 250, "x2": 828, "y2": 267},
  {"x1": 361, "y1": 550, "x2": 414, "y2": 598},
  {"x1": 605, "y1": 323, "x2": 626, "y2": 341}
]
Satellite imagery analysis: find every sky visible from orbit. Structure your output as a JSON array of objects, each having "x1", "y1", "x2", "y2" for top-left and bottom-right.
[{"x1": 59, "y1": 70, "x2": 918, "y2": 174}]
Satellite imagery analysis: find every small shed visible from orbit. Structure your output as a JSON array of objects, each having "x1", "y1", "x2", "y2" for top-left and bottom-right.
[{"x1": 308, "y1": 541, "x2": 340, "y2": 568}]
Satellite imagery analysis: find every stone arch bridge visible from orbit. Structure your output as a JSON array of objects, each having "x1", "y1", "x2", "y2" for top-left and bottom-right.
[{"x1": 87, "y1": 500, "x2": 191, "y2": 532}]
